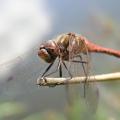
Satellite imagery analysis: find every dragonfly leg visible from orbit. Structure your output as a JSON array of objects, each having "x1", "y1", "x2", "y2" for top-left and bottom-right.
[
  {"x1": 40, "y1": 57, "x2": 62, "y2": 87},
  {"x1": 53, "y1": 57, "x2": 87, "y2": 86},
  {"x1": 44, "y1": 58, "x2": 62, "y2": 77},
  {"x1": 59, "y1": 64, "x2": 62, "y2": 77},
  {"x1": 41, "y1": 62, "x2": 54, "y2": 77},
  {"x1": 49, "y1": 63, "x2": 62, "y2": 87},
  {"x1": 49, "y1": 60, "x2": 73, "y2": 87},
  {"x1": 73, "y1": 55, "x2": 87, "y2": 63},
  {"x1": 71, "y1": 55, "x2": 88, "y2": 98},
  {"x1": 71, "y1": 60, "x2": 87, "y2": 63},
  {"x1": 56, "y1": 60, "x2": 73, "y2": 85},
  {"x1": 37, "y1": 62, "x2": 54, "y2": 86},
  {"x1": 78, "y1": 55, "x2": 88, "y2": 98}
]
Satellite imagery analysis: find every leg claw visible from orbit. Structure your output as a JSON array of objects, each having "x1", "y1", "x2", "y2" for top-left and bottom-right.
[
  {"x1": 49, "y1": 83, "x2": 57, "y2": 88},
  {"x1": 37, "y1": 77, "x2": 47, "y2": 86}
]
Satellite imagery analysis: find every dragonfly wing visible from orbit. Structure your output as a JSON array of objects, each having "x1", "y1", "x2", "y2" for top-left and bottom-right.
[
  {"x1": 68, "y1": 53, "x2": 99, "y2": 113},
  {"x1": 81, "y1": 44, "x2": 99, "y2": 113},
  {"x1": 65, "y1": 35, "x2": 85, "y2": 105},
  {"x1": 65, "y1": 56, "x2": 86, "y2": 105},
  {"x1": 85, "y1": 74, "x2": 99, "y2": 113},
  {"x1": 66, "y1": 34, "x2": 99, "y2": 113},
  {"x1": 0, "y1": 46, "x2": 48, "y2": 93},
  {"x1": 85, "y1": 53, "x2": 99, "y2": 113}
]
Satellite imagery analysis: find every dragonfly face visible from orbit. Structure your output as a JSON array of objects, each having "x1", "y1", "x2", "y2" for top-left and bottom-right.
[{"x1": 38, "y1": 40, "x2": 60, "y2": 63}]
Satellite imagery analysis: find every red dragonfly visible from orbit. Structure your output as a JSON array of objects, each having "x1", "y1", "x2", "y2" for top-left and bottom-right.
[
  {"x1": 37, "y1": 33, "x2": 120, "y2": 113},
  {"x1": 0, "y1": 33, "x2": 120, "y2": 113}
]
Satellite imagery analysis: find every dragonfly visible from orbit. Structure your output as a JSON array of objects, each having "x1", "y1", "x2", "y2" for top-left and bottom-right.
[
  {"x1": 37, "y1": 33, "x2": 120, "y2": 113},
  {"x1": 0, "y1": 33, "x2": 120, "y2": 113}
]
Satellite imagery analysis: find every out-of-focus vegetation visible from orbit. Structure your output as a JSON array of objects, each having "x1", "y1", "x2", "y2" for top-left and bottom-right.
[{"x1": 0, "y1": 102, "x2": 27, "y2": 119}]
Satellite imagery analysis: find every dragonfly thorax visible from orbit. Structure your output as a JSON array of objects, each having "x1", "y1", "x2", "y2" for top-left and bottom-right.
[{"x1": 55, "y1": 33, "x2": 86, "y2": 60}]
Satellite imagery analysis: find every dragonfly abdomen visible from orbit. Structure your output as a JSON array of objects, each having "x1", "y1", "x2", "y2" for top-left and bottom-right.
[{"x1": 87, "y1": 41, "x2": 120, "y2": 57}]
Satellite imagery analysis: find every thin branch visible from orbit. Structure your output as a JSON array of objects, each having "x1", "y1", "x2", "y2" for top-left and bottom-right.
[{"x1": 37, "y1": 72, "x2": 120, "y2": 86}]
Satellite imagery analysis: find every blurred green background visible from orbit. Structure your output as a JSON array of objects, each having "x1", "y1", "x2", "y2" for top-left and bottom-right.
[{"x1": 0, "y1": 0, "x2": 120, "y2": 120}]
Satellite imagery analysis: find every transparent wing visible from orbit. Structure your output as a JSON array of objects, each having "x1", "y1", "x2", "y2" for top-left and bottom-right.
[
  {"x1": 66, "y1": 56, "x2": 85, "y2": 105},
  {"x1": 83, "y1": 40, "x2": 99, "y2": 113},
  {"x1": 85, "y1": 53, "x2": 99, "y2": 113},
  {"x1": 0, "y1": 46, "x2": 49, "y2": 93},
  {"x1": 66, "y1": 35, "x2": 99, "y2": 113},
  {"x1": 66, "y1": 35, "x2": 84, "y2": 105}
]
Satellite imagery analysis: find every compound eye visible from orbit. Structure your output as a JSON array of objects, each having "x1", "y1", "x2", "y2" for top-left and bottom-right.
[
  {"x1": 47, "y1": 48, "x2": 54, "y2": 54},
  {"x1": 44, "y1": 40, "x2": 59, "y2": 55}
]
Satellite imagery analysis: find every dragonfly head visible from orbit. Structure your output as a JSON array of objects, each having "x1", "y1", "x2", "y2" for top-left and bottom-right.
[{"x1": 38, "y1": 40, "x2": 60, "y2": 63}]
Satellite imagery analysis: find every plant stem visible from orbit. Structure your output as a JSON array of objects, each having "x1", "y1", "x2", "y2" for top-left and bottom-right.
[{"x1": 37, "y1": 72, "x2": 120, "y2": 86}]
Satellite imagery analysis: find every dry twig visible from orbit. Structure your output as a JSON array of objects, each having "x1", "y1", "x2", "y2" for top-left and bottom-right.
[{"x1": 37, "y1": 72, "x2": 120, "y2": 86}]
